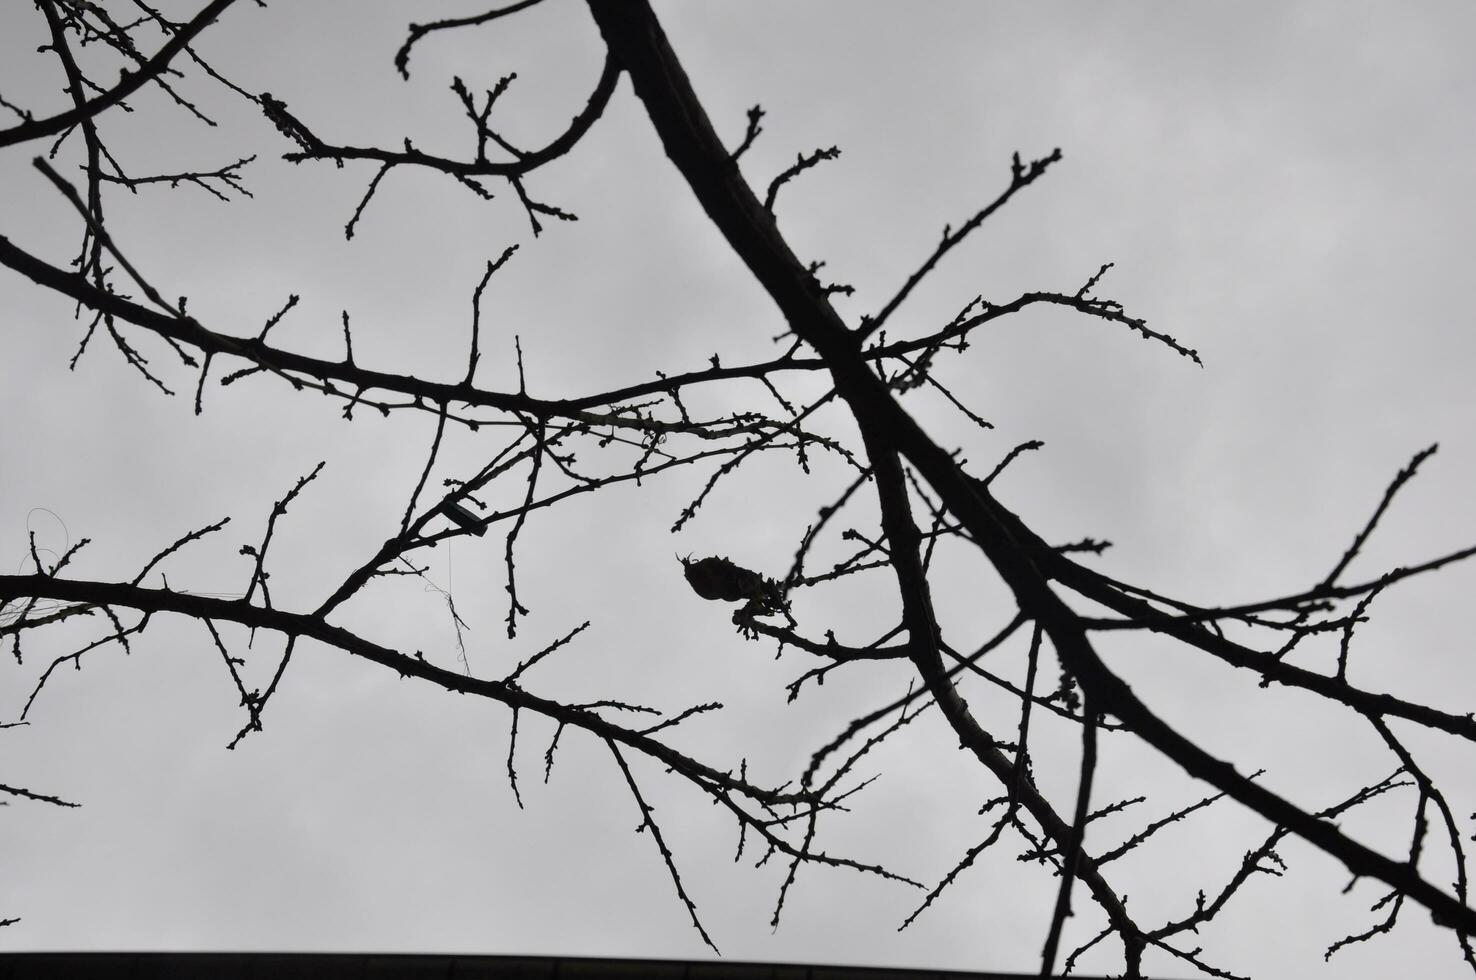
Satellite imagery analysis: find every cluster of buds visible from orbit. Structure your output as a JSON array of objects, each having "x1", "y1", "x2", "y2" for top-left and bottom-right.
[{"x1": 678, "y1": 555, "x2": 787, "y2": 618}]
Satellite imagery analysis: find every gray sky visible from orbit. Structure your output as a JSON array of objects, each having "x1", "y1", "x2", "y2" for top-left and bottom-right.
[{"x1": 2, "y1": 2, "x2": 1475, "y2": 977}]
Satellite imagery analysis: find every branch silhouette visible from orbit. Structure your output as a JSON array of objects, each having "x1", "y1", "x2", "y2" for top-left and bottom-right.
[{"x1": 0, "y1": 2, "x2": 1471, "y2": 975}]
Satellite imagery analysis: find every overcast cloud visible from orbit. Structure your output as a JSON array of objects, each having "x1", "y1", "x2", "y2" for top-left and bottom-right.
[{"x1": 2, "y1": 3, "x2": 1475, "y2": 977}]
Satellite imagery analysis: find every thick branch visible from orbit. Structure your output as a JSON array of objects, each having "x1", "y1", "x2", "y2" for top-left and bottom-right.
[{"x1": 586, "y1": 0, "x2": 1476, "y2": 937}]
